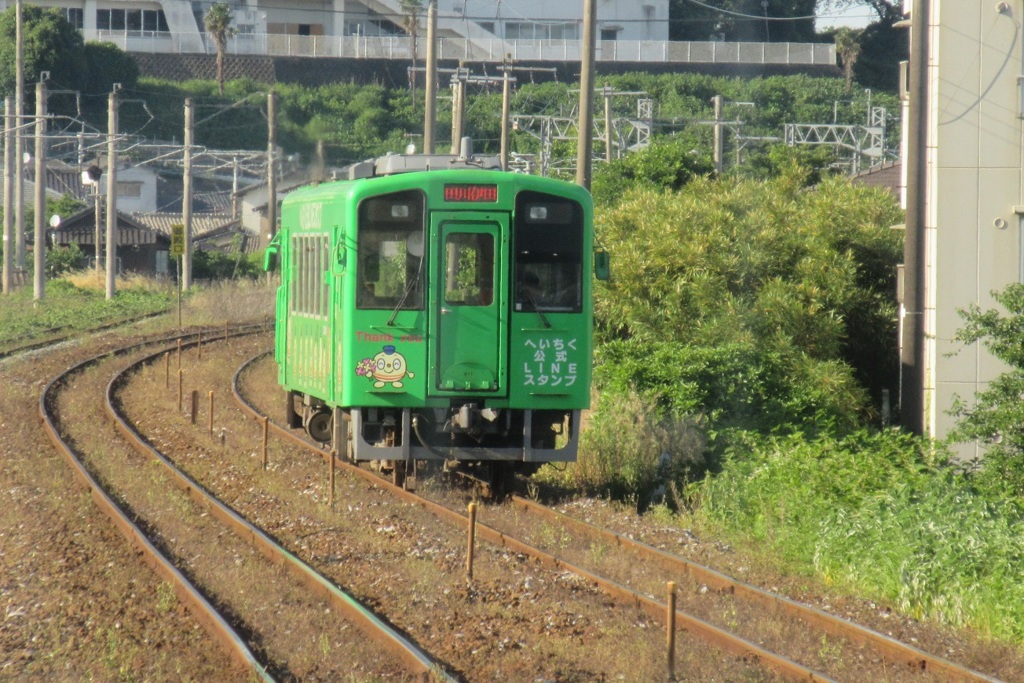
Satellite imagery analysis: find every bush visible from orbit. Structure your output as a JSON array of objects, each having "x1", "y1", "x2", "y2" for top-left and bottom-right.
[
  {"x1": 948, "y1": 283, "x2": 1024, "y2": 500},
  {"x1": 696, "y1": 429, "x2": 1024, "y2": 640},
  {"x1": 596, "y1": 339, "x2": 869, "y2": 441},
  {"x1": 553, "y1": 390, "x2": 704, "y2": 507}
]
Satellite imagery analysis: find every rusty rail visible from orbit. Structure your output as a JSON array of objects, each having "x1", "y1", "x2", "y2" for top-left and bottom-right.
[
  {"x1": 39, "y1": 328, "x2": 273, "y2": 682},
  {"x1": 232, "y1": 351, "x2": 835, "y2": 683},
  {"x1": 109, "y1": 335, "x2": 453, "y2": 683},
  {"x1": 509, "y1": 496, "x2": 1002, "y2": 683}
]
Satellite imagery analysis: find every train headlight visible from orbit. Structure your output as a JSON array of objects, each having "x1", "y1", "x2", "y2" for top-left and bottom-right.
[
  {"x1": 391, "y1": 205, "x2": 410, "y2": 218},
  {"x1": 528, "y1": 206, "x2": 548, "y2": 221}
]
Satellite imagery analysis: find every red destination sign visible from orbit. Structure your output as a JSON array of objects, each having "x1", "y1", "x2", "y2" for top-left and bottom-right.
[{"x1": 443, "y1": 184, "x2": 498, "y2": 202}]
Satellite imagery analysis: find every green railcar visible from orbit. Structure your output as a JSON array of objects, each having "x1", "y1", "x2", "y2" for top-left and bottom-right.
[{"x1": 267, "y1": 148, "x2": 605, "y2": 489}]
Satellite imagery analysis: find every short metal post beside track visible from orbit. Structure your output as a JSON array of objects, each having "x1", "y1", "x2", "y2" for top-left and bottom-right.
[
  {"x1": 197, "y1": 331, "x2": 203, "y2": 360},
  {"x1": 177, "y1": 370, "x2": 184, "y2": 412},
  {"x1": 208, "y1": 390, "x2": 214, "y2": 434},
  {"x1": 224, "y1": 320, "x2": 229, "y2": 343},
  {"x1": 164, "y1": 352, "x2": 170, "y2": 389},
  {"x1": 177, "y1": 338, "x2": 182, "y2": 372},
  {"x1": 261, "y1": 416, "x2": 269, "y2": 470},
  {"x1": 466, "y1": 502, "x2": 477, "y2": 580},
  {"x1": 329, "y1": 448, "x2": 336, "y2": 508},
  {"x1": 190, "y1": 390, "x2": 199, "y2": 425},
  {"x1": 667, "y1": 581, "x2": 677, "y2": 680}
]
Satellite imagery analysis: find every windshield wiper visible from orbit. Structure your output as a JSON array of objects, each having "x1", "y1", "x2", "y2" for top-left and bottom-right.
[
  {"x1": 387, "y1": 254, "x2": 425, "y2": 327},
  {"x1": 521, "y1": 291, "x2": 551, "y2": 329}
]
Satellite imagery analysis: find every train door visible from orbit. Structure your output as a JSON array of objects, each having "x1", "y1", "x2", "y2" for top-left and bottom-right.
[{"x1": 428, "y1": 212, "x2": 508, "y2": 394}]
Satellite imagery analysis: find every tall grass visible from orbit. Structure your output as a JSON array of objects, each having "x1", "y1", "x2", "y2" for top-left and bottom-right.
[
  {"x1": 695, "y1": 429, "x2": 1024, "y2": 640},
  {"x1": 539, "y1": 390, "x2": 706, "y2": 507}
]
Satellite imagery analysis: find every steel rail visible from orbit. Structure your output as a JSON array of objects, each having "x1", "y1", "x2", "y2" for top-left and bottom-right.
[
  {"x1": 109, "y1": 338, "x2": 454, "y2": 683},
  {"x1": 38, "y1": 328, "x2": 274, "y2": 682},
  {"x1": 0, "y1": 309, "x2": 172, "y2": 362},
  {"x1": 232, "y1": 351, "x2": 835, "y2": 683},
  {"x1": 508, "y1": 496, "x2": 1002, "y2": 683}
]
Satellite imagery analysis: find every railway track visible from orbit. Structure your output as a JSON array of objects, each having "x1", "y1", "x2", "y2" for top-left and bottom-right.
[
  {"x1": 115, "y1": 336, "x2": 777, "y2": 680},
  {"x1": 40, "y1": 328, "x2": 453, "y2": 681},
  {"x1": 228, "y1": 349, "x2": 1007, "y2": 683}
]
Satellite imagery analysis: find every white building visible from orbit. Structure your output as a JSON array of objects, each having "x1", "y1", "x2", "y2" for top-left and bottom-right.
[
  {"x1": 905, "y1": 0, "x2": 1024, "y2": 453},
  {"x1": 0, "y1": 0, "x2": 667, "y2": 50},
  {"x1": 0, "y1": 0, "x2": 834, "y2": 66}
]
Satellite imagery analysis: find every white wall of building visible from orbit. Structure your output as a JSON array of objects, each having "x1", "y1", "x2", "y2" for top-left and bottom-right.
[{"x1": 923, "y1": 1, "x2": 1022, "y2": 453}]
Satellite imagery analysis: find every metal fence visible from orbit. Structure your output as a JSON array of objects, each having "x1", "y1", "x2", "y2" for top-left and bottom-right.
[{"x1": 85, "y1": 29, "x2": 836, "y2": 66}]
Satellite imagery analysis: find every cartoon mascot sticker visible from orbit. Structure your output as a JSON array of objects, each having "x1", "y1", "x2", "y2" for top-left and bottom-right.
[{"x1": 357, "y1": 345, "x2": 414, "y2": 388}]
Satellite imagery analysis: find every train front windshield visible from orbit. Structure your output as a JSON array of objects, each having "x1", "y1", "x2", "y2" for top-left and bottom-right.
[
  {"x1": 357, "y1": 191, "x2": 426, "y2": 310},
  {"x1": 514, "y1": 192, "x2": 583, "y2": 313}
]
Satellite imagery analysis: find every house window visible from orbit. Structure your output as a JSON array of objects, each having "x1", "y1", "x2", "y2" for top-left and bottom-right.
[
  {"x1": 65, "y1": 8, "x2": 83, "y2": 29},
  {"x1": 117, "y1": 181, "x2": 142, "y2": 198},
  {"x1": 601, "y1": 28, "x2": 619, "y2": 41}
]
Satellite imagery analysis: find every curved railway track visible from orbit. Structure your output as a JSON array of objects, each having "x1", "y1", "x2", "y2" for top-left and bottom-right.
[
  {"x1": 40, "y1": 328, "x2": 454, "y2": 682},
  {"x1": 230, "y1": 349, "x2": 1006, "y2": 683}
]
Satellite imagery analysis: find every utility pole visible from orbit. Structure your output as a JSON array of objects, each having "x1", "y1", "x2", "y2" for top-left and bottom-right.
[
  {"x1": 575, "y1": 0, "x2": 596, "y2": 190},
  {"x1": 267, "y1": 90, "x2": 277, "y2": 243},
  {"x1": 500, "y1": 55, "x2": 512, "y2": 170},
  {"x1": 105, "y1": 86, "x2": 118, "y2": 300},
  {"x1": 15, "y1": 0, "x2": 25, "y2": 271},
  {"x1": 182, "y1": 97, "x2": 193, "y2": 289},
  {"x1": 450, "y1": 64, "x2": 466, "y2": 154},
  {"x1": 231, "y1": 156, "x2": 239, "y2": 220},
  {"x1": 423, "y1": 1, "x2": 437, "y2": 154},
  {"x1": 2, "y1": 97, "x2": 12, "y2": 295},
  {"x1": 32, "y1": 78, "x2": 46, "y2": 302},
  {"x1": 712, "y1": 95, "x2": 724, "y2": 174},
  {"x1": 902, "y1": 0, "x2": 929, "y2": 435},
  {"x1": 603, "y1": 85, "x2": 613, "y2": 163}
]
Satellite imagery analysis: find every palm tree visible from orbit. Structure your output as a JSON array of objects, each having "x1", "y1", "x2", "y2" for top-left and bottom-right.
[
  {"x1": 835, "y1": 27, "x2": 863, "y2": 94},
  {"x1": 400, "y1": 0, "x2": 423, "y2": 68},
  {"x1": 204, "y1": 2, "x2": 235, "y2": 96}
]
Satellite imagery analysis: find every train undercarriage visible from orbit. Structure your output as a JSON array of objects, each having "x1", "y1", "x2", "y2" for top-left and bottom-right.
[{"x1": 285, "y1": 390, "x2": 577, "y2": 496}]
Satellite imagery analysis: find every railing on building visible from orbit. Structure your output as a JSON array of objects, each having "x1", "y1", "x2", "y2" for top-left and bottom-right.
[{"x1": 85, "y1": 29, "x2": 836, "y2": 66}]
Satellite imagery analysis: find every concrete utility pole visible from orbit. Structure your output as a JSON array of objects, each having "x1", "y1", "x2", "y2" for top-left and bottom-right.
[
  {"x1": 501, "y1": 55, "x2": 512, "y2": 170},
  {"x1": 32, "y1": 78, "x2": 46, "y2": 302},
  {"x1": 575, "y1": 0, "x2": 596, "y2": 190},
  {"x1": 182, "y1": 97, "x2": 193, "y2": 289},
  {"x1": 267, "y1": 90, "x2": 277, "y2": 243},
  {"x1": 3, "y1": 97, "x2": 12, "y2": 294},
  {"x1": 603, "y1": 85, "x2": 613, "y2": 163},
  {"x1": 450, "y1": 64, "x2": 467, "y2": 154},
  {"x1": 712, "y1": 95, "x2": 724, "y2": 174},
  {"x1": 423, "y1": 1, "x2": 437, "y2": 154},
  {"x1": 15, "y1": 0, "x2": 25, "y2": 271},
  {"x1": 105, "y1": 87, "x2": 118, "y2": 299},
  {"x1": 901, "y1": 0, "x2": 929, "y2": 435}
]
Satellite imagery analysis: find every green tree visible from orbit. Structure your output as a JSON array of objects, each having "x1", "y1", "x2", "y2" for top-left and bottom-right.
[
  {"x1": 834, "y1": 27, "x2": 862, "y2": 93},
  {"x1": 595, "y1": 171, "x2": 904, "y2": 407},
  {"x1": 592, "y1": 134, "x2": 715, "y2": 205},
  {"x1": 0, "y1": 6, "x2": 84, "y2": 98},
  {"x1": 668, "y1": 0, "x2": 817, "y2": 42},
  {"x1": 204, "y1": 2, "x2": 235, "y2": 96},
  {"x1": 950, "y1": 284, "x2": 1024, "y2": 499}
]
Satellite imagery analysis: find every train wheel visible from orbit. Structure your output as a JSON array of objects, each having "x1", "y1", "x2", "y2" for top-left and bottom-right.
[{"x1": 305, "y1": 410, "x2": 332, "y2": 443}]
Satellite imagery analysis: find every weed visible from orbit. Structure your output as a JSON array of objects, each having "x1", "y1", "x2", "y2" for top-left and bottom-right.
[{"x1": 155, "y1": 582, "x2": 177, "y2": 614}]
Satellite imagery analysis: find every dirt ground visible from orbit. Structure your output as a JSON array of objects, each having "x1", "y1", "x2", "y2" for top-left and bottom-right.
[{"x1": 3, "y1": 324, "x2": 1024, "y2": 682}]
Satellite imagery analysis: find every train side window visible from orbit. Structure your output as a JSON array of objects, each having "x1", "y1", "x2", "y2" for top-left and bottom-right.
[
  {"x1": 444, "y1": 233, "x2": 494, "y2": 306},
  {"x1": 357, "y1": 191, "x2": 425, "y2": 310},
  {"x1": 514, "y1": 192, "x2": 583, "y2": 313}
]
